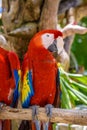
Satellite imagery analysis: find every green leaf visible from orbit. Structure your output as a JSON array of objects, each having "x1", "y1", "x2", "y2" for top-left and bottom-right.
[
  {"x1": 61, "y1": 77, "x2": 87, "y2": 105},
  {"x1": 60, "y1": 67, "x2": 87, "y2": 85},
  {"x1": 68, "y1": 90, "x2": 79, "y2": 101},
  {"x1": 60, "y1": 79, "x2": 72, "y2": 109},
  {"x1": 72, "y1": 76, "x2": 87, "y2": 85},
  {"x1": 71, "y1": 80, "x2": 87, "y2": 93}
]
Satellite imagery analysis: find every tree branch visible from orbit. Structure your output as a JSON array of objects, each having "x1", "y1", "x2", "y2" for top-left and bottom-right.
[
  {"x1": 62, "y1": 24, "x2": 87, "y2": 39},
  {"x1": 0, "y1": 106, "x2": 87, "y2": 125},
  {"x1": 8, "y1": 0, "x2": 19, "y2": 21},
  {"x1": 58, "y1": 0, "x2": 83, "y2": 14},
  {"x1": 39, "y1": 0, "x2": 61, "y2": 30},
  {"x1": 8, "y1": 23, "x2": 37, "y2": 39}
]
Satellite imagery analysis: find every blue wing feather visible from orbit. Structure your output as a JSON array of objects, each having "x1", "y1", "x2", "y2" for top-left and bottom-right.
[
  {"x1": 29, "y1": 70, "x2": 34, "y2": 96},
  {"x1": 11, "y1": 69, "x2": 21, "y2": 107}
]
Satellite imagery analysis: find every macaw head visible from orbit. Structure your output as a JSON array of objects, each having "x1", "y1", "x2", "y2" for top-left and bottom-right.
[{"x1": 29, "y1": 30, "x2": 63, "y2": 56}]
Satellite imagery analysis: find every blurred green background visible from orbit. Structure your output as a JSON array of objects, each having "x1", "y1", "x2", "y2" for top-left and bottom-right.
[{"x1": 71, "y1": 16, "x2": 87, "y2": 71}]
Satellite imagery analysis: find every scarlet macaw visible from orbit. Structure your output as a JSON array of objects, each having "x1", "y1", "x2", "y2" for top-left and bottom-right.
[
  {"x1": 21, "y1": 30, "x2": 63, "y2": 130},
  {"x1": 0, "y1": 47, "x2": 20, "y2": 130}
]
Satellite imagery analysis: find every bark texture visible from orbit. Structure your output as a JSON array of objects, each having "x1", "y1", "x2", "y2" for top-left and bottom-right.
[
  {"x1": 0, "y1": 106, "x2": 87, "y2": 126},
  {"x1": 2, "y1": 0, "x2": 87, "y2": 68}
]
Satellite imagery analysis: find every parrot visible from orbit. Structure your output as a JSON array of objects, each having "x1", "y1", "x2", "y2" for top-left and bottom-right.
[
  {"x1": 0, "y1": 47, "x2": 21, "y2": 130},
  {"x1": 20, "y1": 29, "x2": 63, "y2": 130}
]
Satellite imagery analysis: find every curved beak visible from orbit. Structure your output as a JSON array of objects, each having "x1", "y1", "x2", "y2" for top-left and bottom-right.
[
  {"x1": 47, "y1": 39, "x2": 58, "y2": 58},
  {"x1": 48, "y1": 39, "x2": 58, "y2": 53}
]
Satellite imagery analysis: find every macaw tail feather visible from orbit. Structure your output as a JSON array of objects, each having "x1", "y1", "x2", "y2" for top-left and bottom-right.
[
  {"x1": 3, "y1": 120, "x2": 11, "y2": 130},
  {"x1": 19, "y1": 121, "x2": 30, "y2": 130}
]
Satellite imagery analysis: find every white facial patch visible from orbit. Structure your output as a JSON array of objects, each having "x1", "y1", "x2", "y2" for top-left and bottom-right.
[
  {"x1": 56, "y1": 36, "x2": 64, "y2": 54},
  {"x1": 41, "y1": 33, "x2": 54, "y2": 49}
]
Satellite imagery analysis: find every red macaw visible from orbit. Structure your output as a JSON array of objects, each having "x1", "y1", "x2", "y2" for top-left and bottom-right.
[
  {"x1": 21, "y1": 30, "x2": 63, "y2": 130},
  {"x1": 0, "y1": 47, "x2": 20, "y2": 130}
]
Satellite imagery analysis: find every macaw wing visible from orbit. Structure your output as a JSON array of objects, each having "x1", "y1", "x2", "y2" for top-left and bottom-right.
[
  {"x1": 8, "y1": 52, "x2": 21, "y2": 107},
  {"x1": 12, "y1": 69, "x2": 21, "y2": 107},
  {"x1": 22, "y1": 69, "x2": 34, "y2": 108}
]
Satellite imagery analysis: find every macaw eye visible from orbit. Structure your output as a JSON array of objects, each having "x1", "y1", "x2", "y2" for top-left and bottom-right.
[{"x1": 46, "y1": 34, "x2": 50, "y2": 37}]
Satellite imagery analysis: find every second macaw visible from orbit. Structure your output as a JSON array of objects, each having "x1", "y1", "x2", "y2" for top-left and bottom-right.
[
  {"x1": 0, "y1": 47, "x2": 21, "y2": 130},
  {"x1": 21, "y1": 29, "x2": 63, "y2": 130}
]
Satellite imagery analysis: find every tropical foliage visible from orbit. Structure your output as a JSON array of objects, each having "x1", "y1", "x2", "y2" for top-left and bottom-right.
[
  {"x1": 60, "y1": 66, "x2": 87, "y2": 109},
  {"x1": 72, "y1": 17, "x2": 87, "y2": 70}
]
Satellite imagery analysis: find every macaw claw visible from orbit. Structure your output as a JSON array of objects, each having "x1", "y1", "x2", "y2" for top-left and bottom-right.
[
  {"x1": 30, "y1": 105, "x2": 39, "y2": 120},
  {"x1": 30, "y1": 105, "x2": 41, "y2": 130},
  {"x1": 45, "y1": 104, "x2": 54, "y2": 118},
  {"x1": 42, "y1": 104, "x2": 54, "y2": 130}
]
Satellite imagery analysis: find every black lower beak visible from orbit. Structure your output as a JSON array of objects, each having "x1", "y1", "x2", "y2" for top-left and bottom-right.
[
  {"x1": 48, "y1": 39, "x2": 58, "y2": 58},
  {"x1": 48, "y1": 39, "x2": 58, "y2": 53}
]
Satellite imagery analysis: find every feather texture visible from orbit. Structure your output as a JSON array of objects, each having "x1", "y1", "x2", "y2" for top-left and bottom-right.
[
  {"x1": 21, "y1": 30, "x2": 62, "y2": 107},
  {"x1": 11, "y1": 69, "x2": 21, "y2": 107},
  {"x1": 7, "y1": 51, "x2": 21, "y2": 106},
  {"x1": 0, "y1": 47, "x2": 21, "y2": 130},
  {"x1": 22, "y1": 69, "x2": 34, "y2": 108}
]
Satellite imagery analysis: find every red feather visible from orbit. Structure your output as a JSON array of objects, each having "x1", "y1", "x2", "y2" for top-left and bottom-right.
[
  {"x1": 22, "y1": 30, "x2": 62, "y2": 107},
  {"x1": 0, "y1": 47, "x2": 20, "y2": 105}
]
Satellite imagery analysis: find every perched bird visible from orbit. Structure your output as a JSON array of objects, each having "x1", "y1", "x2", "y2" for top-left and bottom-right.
[
  {"x1": 20, "y1": 30, "x2": 63, "y2": 130},
  {"x1": 0, "y1": 47, "x2": 20, "y2": 130}
]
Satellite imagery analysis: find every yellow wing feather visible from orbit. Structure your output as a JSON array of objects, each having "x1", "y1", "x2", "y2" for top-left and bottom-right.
[{"x1": 22, "y1": 70, "x2": 34, "y2": 108}]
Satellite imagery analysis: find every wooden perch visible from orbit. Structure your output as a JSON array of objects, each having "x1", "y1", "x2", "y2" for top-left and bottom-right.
[
  {"x1": 0, "y1": 106, "x2": 87, "y2": 125},
  {"x1": 62, "y1": 24, "x2": 87, "y2": 38}
]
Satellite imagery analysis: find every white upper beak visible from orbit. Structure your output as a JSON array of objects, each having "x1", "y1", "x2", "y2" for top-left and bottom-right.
[{"x1": 56, "y1": 36, "x2": 64, "y2": 54}]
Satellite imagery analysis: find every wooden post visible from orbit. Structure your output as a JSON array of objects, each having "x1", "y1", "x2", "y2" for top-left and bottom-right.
[{"x1": 0, "y1": 106, "x2": 87, "y2": 126}]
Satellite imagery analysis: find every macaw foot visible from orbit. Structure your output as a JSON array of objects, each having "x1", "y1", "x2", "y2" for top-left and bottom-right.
[
  {"x1": 0, "y1": 102, "x2": 6, "y2": 110},
  {"x1": 30, "y1": 105, "x2": 41, "y2": 130},
  {"x1": 45, "y1": 104, "x2": 54, "y2": 117},
  {"x1": 43, "y1": 104, "x2": 54, "y2": 130}
]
